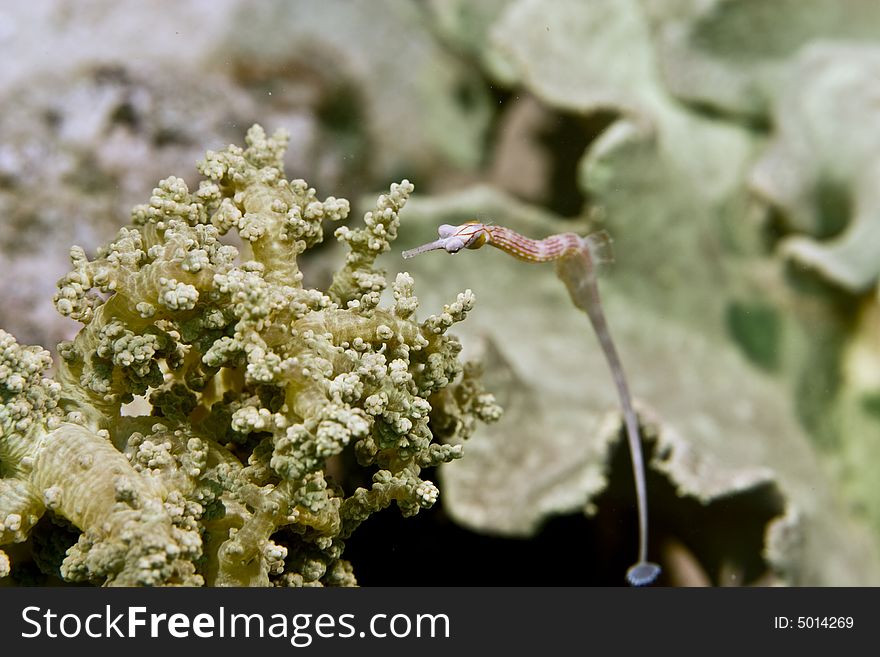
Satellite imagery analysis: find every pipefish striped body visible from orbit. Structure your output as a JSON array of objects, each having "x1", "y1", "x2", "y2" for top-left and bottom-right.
[
  {"x1": 404, "y1": 221, "x2": 661, "y2": 586},
  {"x1": 402, "y1": 222, "x2": 589, "y2": 262}
]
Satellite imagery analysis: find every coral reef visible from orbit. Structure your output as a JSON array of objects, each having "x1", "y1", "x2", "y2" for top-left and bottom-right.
[
  {"x1": 0, "y1": 125, "x2": 499, "y2": 586},
  {"x1": 3, "y1": 0, "x2": 880, "y2": 586}
]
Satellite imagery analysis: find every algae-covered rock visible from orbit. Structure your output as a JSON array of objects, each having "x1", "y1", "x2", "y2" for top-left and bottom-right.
[
  {"x1": 220, "y1": 0, "x2": 492, "y2": 178},
  {"x1": 425, "y1": 0, "x2": 519, "y2": 84},
  {"x1": 750, "y1": 43, "x2": 880, "y2": 293},
  {"x1": 642, "y1": 0, "x2": 880, "y2": 120}
]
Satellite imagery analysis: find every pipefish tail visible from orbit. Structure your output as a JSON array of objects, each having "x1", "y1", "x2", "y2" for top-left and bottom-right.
[{"x1": 404, "y1": 221, "x2": 661, "y2": 586}]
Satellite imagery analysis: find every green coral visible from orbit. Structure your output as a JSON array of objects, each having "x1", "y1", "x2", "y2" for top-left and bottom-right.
[{"x1": 0, "y1": 125, "x2": 499, "y2": 586}]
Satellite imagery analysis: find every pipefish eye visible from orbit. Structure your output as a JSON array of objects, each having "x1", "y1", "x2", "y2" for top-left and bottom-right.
[
  {"x1": 451, "y1": 223, "x2": 489, "y2": 249},
  {"x1": 464, "y1": 230, "x2": 488, "y2": 249}
]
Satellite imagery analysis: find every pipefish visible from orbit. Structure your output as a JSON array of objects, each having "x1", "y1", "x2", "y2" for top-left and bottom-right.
[{"x1": 403, "y1": 221, "x2": 661, "y2": 586}]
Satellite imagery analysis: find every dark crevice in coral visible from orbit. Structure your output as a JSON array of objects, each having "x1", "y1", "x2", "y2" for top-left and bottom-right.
[
  {"x1": 5, "y1": 512, "x2": 81, "y2": 586},
  {"x1": 784, "y1": 261, "x2": 865, "y2": 312},
  {"x1": 605, "y1": 435, "x2": 786, "y2": 586},
  {"x1": 316, "y1": 83, "x2": 366, "y2": 139},
  {"x1": 535, "y1": 109, "x2": 615, "y2": 218},
  {"x1": 454, "y1": 78, "x2": 482, "y2": 114},
  {"x1": 0, "y1": 172, "x2": 17, "y2": 191},
  {"x1": 62, "y1": 154, "x2": 117, "y2": 194},
  {"x1": 91, "y1": 64, "x2": 130, "y2": 87},
  {"x1": 488, "y1": 95, "x2": 616, "y2": 219},
  {"x1": 685, "y1": 99, "x2": 771, "y2": 133},
  {"x1": 812, "y1": 177, "x2": 852, "y2": 240},
  {"x1": 42, "y1": 107, "x2": 62, "y2": 132},
  {"x1": 153, "y1": 127, "x2": 191, "y2": 148},
  {"x1": 2, "y1": 212, "x2": 52, "y2": 252},
  {"x1": 754, "y1": 185, "x2": 852, "y2": 259},
  {"x1": 346, "y1": 484, "x2": 615, "y2": 585},
  {"x1": 345, "y1": 434, "x2": 786, "y2": 586},
  {"x1": 758, "y1": 205, "x2": 792, "y2": 253},
  {"x1": 110, "y1": 101, "x2": 140, "y2": 132}
]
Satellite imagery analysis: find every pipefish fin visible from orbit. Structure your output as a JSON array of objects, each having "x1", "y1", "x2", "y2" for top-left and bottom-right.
[
  {"x1": 585, "y1": 230, "x2": 615, "y2": 268},
  {"x1": 627, "y1": 561, "x2": 662, "y2": 587}
]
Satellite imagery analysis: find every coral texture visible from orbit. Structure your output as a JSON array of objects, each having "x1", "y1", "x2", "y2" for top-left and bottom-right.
[{"x1": 0, "y1": 125, "x2": 499, "y2": 586}]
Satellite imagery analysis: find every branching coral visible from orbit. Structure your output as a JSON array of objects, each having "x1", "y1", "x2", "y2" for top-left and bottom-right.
[{"x1": 0, "y1": 125, "x2": 500, "y2": 586}]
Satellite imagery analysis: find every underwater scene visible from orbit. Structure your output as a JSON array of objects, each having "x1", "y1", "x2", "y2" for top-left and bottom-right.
[{"x1": 1, "y1": 0, "x2": 880, "y2": 586}]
